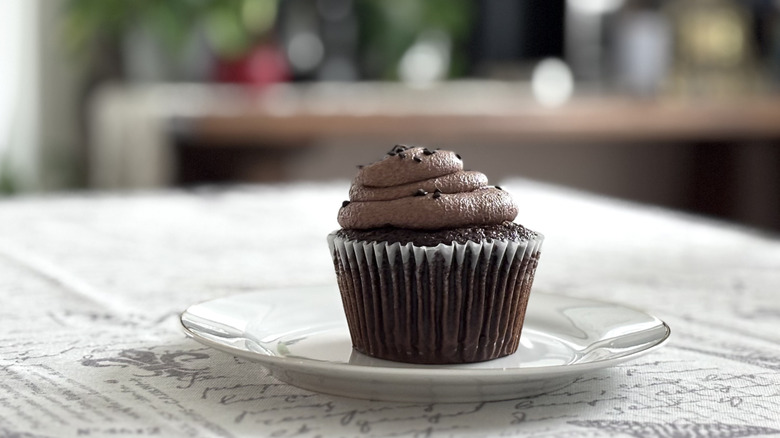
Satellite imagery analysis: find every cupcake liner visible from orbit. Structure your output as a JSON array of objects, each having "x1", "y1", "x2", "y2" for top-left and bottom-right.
[{"x1": 328, "y1": 231, "x2": 543, "y2": 364}]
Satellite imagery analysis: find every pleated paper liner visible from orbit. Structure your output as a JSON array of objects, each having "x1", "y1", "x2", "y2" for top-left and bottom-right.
[{"x1": 328, "y1": 231, "x2": 543, "y2": 364}]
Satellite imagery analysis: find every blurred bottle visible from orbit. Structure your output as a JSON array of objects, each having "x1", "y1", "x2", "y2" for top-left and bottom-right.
[
  {"x1": 316, "y1": 0, "x2": 359, "y2": 81},
  {"x1": 753, "y1": 0, "x2": 780, "y2": 89},
  {"x1": 473, "y1": 0, "x2": 565, "y2": 79},
  {"x1": 277, "y1": 0, "x2": 358, "y2": 81},
  {"x1": 612, "y1": 1, "x2": 672, "y2": 97},
  {"x1": 773, "y1": 8, "x2": 780, "y2": 88},
  {"x1": 565, "y1": 0, "x2": 625, "y2": 90},
  {"x1": 664, "y1": 0, "x2": 760, "y2": 98}
]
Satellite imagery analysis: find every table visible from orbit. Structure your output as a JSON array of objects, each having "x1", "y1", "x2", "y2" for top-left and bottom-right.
[
  {"x1": 88, "y1": 82, "x2": 780, "y2": 189},
  {"x1": 2, "y1": 179, "x2": 780, "y2": 437}
]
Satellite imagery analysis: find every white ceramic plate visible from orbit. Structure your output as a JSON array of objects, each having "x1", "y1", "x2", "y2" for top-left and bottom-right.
[{"x1": 181, "y1": 287, "x2": 670, "y2": 402}]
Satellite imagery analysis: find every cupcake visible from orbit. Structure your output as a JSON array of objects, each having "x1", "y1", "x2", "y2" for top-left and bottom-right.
[{"x1": 328, "y1": 145, "x2": 543, "y2": 364}]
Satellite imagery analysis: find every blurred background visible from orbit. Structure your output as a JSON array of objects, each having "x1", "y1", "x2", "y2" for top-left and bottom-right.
[{"x1": 1, "y1": 0, "x2": 779, "y2": 231}]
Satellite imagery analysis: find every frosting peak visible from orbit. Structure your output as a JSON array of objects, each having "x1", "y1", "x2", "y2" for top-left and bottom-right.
[
  {"x1": 338, "y1": 146, "x2": 518, "y2": 230},
  {"x1": 357, "y1": 148, "x2": 462, "y2": 187}
]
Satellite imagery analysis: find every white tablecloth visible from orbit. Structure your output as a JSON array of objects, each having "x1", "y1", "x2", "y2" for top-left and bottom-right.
[{"x1": 2, "y1": 180, "x2": 780, "y2": 437}]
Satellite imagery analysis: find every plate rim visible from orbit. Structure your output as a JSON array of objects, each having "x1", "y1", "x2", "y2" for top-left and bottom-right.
[{"x1": 180, "y1": 287, "x2": 671, "y2": 380}]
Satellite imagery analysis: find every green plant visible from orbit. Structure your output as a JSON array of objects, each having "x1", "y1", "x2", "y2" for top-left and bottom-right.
[
  {"x1": 355, "y1": 0, "x2": 473, "y2": 79},
  {"x1": 0, "y1": 152, "x2": 17, "y2": 195},
  {"x1": 63, "y1": 0, "x2": 474, "y2": 78},
  {"x1": 63, "y1": 0, "x2": 278, "y2": 59}
]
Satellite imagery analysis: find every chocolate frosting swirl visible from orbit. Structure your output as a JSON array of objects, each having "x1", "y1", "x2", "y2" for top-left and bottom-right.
[{"x1": 338, "y1": 146, "x2": 518, "y2": 230}]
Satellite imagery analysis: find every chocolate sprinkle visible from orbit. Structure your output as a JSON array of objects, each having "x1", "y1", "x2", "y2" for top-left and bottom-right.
[
  {"x1": 422, "y1": 148, "x2": 435, "y2": 155},
  {"x1": 456, "y1": 154, "x2": 462, "y2": 160},
  {"x1": 413, "y1": 156, "x2": 422, "y2": 163},
  {"x1": 388, "y1": 144, "x2": 409, "y2": 154},
  {"x1": 495, "y1": 186, "x2": 502, "y2": 190},
  {"x1": 342, "y1": 200, "x2": 350, "y2": 208},
  {"x1": 432, "y1": 191, "x2": 442, "y2": 199},
  {"x1": 414, "y1": 189, "x2": 427, "y2": 196},
  {"x1": 398, "y1": 152, "x2": 406, "y2": 159}
]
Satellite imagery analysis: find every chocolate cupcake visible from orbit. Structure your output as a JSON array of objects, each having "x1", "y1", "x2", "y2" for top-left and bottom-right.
[{"x1": 328, "y1": 145, "x2": 543, "y2": 364}]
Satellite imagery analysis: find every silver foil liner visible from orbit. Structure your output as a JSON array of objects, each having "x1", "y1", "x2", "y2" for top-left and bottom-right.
[{"x1": 327, "y1": 231, "x2": 543, "y2": 364}]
